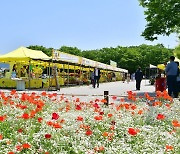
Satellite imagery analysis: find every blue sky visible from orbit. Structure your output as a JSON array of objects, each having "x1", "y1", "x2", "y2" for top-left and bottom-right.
[{"x1": 0, "y1": 0, "x2": 178, "y2": 54}]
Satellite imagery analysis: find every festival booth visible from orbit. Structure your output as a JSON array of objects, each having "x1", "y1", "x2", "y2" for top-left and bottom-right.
[
  {"x1": 52, "y1": 51, "x2": 84, "y2": 86},
  {"x1": 0, "y1": 47, "x2": 129, "y2": 90},
  {"x1": 52, "y1": 51, "x2": 128, "y2": 85},
  {"x1": 0, "y1": 47, "x2": 51, "y2": 90}
]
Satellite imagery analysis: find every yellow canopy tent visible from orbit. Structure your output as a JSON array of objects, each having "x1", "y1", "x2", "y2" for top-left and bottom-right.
[
  {"x1": 0, "y1": 46, "x2": 51, "y2": 62},
  {"x1": 157, "y1": 64, "x2": 165, "y2": 70}
]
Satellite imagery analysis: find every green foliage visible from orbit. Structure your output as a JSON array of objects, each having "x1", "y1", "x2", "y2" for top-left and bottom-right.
[
  {"x1": 27, "y1": 45, "x2": 53, "y2": 56},
  {"x1": 174, "y1": 45, "x2": 180, "y2": 59},
  {"x1": 139, "y1": 0, "x2": 180, "y2": 40},
  {"x1": 59, "y1": 46, "x2": 82, "y2": 56}
]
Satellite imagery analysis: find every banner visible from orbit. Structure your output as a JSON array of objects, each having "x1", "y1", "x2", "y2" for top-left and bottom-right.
[{"x1": 53, "y1": 51, "x2": 80, "y2": 64}]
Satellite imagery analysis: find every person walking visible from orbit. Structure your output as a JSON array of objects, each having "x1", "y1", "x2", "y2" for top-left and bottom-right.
[
  {"x1": 93, "y1": 67, "x2": 101, "y2": 88},
  {"x1": 165, "y1": 56, "x2": 178, "y2": 98},
  {"x1": 127, "y1": 73, "x2": 130, "y2": 83},
  {"x1": 135, "y1": 67, "x2": 143, "y2": 90},
  {"x1": 90, "y1": 70, "x2": 94, "y2": 87},
  {"x1": 175, "y1": 61, "x2": 180, "y2": 94}
]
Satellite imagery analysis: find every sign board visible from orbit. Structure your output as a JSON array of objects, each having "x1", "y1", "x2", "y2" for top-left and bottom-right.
[
  {"x1": 81, "y1": 57, "x2": 96, "y2": 67},
  {"x1": 53, "y1": 51, "x2": 80, "y2": 64}
]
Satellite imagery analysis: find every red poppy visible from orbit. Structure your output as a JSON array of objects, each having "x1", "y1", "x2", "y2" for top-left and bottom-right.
[
  {"x1": 112, "y1": 96, "x2": 117, "y2": 100},
  {"x1": 52, "y1": 93, "x2": 57, "y2": 97},
  {"x1": 102, "y1": 132, "x2": 108, "y2": 137},
  {"x1": 75, "y1": 105, "x2": 82, "y2": 110},
  {"x1": 156, "y1": 114, "x2": 165, "y2": 120},
  {"x1": 94, "y1": 146, "x2": 105, "y2": 152},
  {"x1": 8, "y1": 152, "x2": 15, "y2": 154},
  {"x1": 17, "y1": 128, "x2": 23, "y2": 133},
  {"x1": 95, "y1": 98, "x2": 100, "y2": 102},
  {"x1": 107, "y1": 113, "x2": 113, "y2": 118},
  {"x1": 38, "y1": 117, "x2": 43, "y2": 123},
  {"x1": 76, "y1": 98, "x2": 80, "y2": 102},
  {"x1": 94, "y1": 115, "x2": 103, "y2": 121},
  {"x1": 93, "y1": 103, "x2": 99, "y2": 108},
  {"x1": 76, "y1": 116, "x2": 84, "y2": 121},
  {"x1": 0, "y1": 134, "x2": 3, "y2": 140},
  {"x1": 16, "y1": 145, "x2": 23, "y2": 151},
  {"x1": 22, "y1": 143, "x2": 31, "y2": 149},
  {"x1": 138, "y1": 110, "x2": 143, "y2": 115},
  {"x1": 0, "y1": 115, "x2": 6, "y2": 121},
  {"x1": 53, "y1": 123, "x2": 62, "y2": 129},
  {"x1": 85, "y1": 129, "x2": 93, "y2": 136},
  {"x1": 101, "y1": 99, "x2": 107, "y2": 103},
  {"x1": 10, "y1": 89, "x2": 16, "y2": 95},
  {"x1": 99, "y1": 111, "x2": 104, "y2": 115},
  {"x1": 22, "y1": 113, "x2": 29, "y2": 119},
  {"x1": 45, "y1": 134, "x2": 51, "y2": 139},
  {"x1": 131, "y1": 105, "x2": 136, "y2": 110},
  {"x1": 41, "y1": 91, "x2": 47, "y2": 96},
  {"x1": 128, "y1": 128, "x2": 138, "y2": 136},
  {"x1": 165, "y1": 145, "x2": 173, "y2": 151},
  {"x1": 172, "y1": 120, "x2": 180, "y2": 127},
  {"x1": 52, "y1": 113, "x2": 59, "y2": 120}
]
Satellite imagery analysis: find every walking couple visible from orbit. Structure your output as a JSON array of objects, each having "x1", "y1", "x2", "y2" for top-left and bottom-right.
[{"x1": 90, "y1": 68, "x2": 101, "y2": 88}]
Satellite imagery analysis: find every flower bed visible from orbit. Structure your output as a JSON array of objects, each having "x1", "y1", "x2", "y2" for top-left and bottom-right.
[{"x1": 0, "y1": 90, "x2": 179, "y2": 153}]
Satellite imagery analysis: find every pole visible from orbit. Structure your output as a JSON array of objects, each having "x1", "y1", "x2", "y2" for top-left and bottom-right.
[
  {"x1": 28, "y1": 60, "x2": 31, "y2": 89},
  {"x1": 104, "y1": 91, "x2": 109, "y2": 105}
]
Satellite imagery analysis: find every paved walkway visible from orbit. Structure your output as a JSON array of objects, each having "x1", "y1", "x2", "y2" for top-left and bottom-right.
[
  {"x1": 59, "y1": 79, "x2": 155, "y2": 96},
  {"x1": 0, "y1": 80, "x2": 156, "y2": 101},
  {"x1": 58, "y1": 80, "x2": 156, "y2": 101}
]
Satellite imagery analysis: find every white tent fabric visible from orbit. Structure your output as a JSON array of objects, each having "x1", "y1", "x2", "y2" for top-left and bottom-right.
[{"x1": 149, "y1": 64, "x2": 157, "y2": 68}]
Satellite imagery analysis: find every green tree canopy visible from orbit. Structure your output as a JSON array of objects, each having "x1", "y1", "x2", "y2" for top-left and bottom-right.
[
  {"x1": 174, "y1": 44, "x2": 180, "y2": 59},
  {"x1": 59, "y1": 46, "x2": 82, "y2": 56},
  {"x1": 139, "y1": 0, "x2": 180, "y2": 40},
  {"x1": 27, "y1": 45, "x2": 53, "y2": 56}
]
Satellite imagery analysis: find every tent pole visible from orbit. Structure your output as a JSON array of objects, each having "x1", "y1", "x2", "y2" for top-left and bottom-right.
[
  {"x1": 67, "y1": 62, "x2": 69, "y2": 86},
  {"x1": 28, "y1": 60, "x2": 31, "y2": 89},
  {"x1": 48, "y1": 62, "x2": 51, "y2": 90}
]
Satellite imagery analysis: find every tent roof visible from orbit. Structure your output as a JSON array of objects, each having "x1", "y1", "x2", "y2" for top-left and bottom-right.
[
  {"x1": 0, "y1": 46, "x2": 51, "y2": 62},
  {"x1": 149, "y1": 64, "x2": 157, "y2": 68}
]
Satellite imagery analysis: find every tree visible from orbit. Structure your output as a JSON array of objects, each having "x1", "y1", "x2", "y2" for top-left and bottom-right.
[
  {"x1": 139, "y1": 0, "x2": 180, "y2": 40},
  {"x1": 27, "y1": 45, "x2": 53, "y2": 56},
  {"x1": 59, "y1": 46, "x2": 82, "y2": 56},
  {"x1": 174, "y1": 44, "x2": 180, "y2": 58}
]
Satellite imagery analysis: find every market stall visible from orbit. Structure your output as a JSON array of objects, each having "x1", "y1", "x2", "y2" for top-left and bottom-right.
[{"x1": 0, "y1": 47, "x2": 51, "y2": 89}]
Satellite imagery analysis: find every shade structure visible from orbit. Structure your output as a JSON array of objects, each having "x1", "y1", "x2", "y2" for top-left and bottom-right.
[
  {"x1": 157, "y1": 64, "x2": 165, "y2": 70},
  {"x1": 0, "y1": 46, "x2": 51, "y2": 62},
  {"x1": 149, "y1": 64, "x2": 157, "y2": 68}
]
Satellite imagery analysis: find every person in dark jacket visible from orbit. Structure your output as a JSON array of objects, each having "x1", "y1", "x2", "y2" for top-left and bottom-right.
[
  {"x1": 135, "y1": 67, "x2": 143, "y2": 90},
  {"x1": 93, "y1": 67, "x2": 101, "y2": 88}
]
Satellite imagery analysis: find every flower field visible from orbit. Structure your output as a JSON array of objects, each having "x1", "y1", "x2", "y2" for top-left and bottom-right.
[{"x1": 0, "y1": 90, "x2": 179, "y2": 154}]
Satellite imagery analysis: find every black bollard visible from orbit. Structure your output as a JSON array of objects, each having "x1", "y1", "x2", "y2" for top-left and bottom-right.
[{"x1": 104, "y1": 91, "x2": 109, "y2": 105}]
